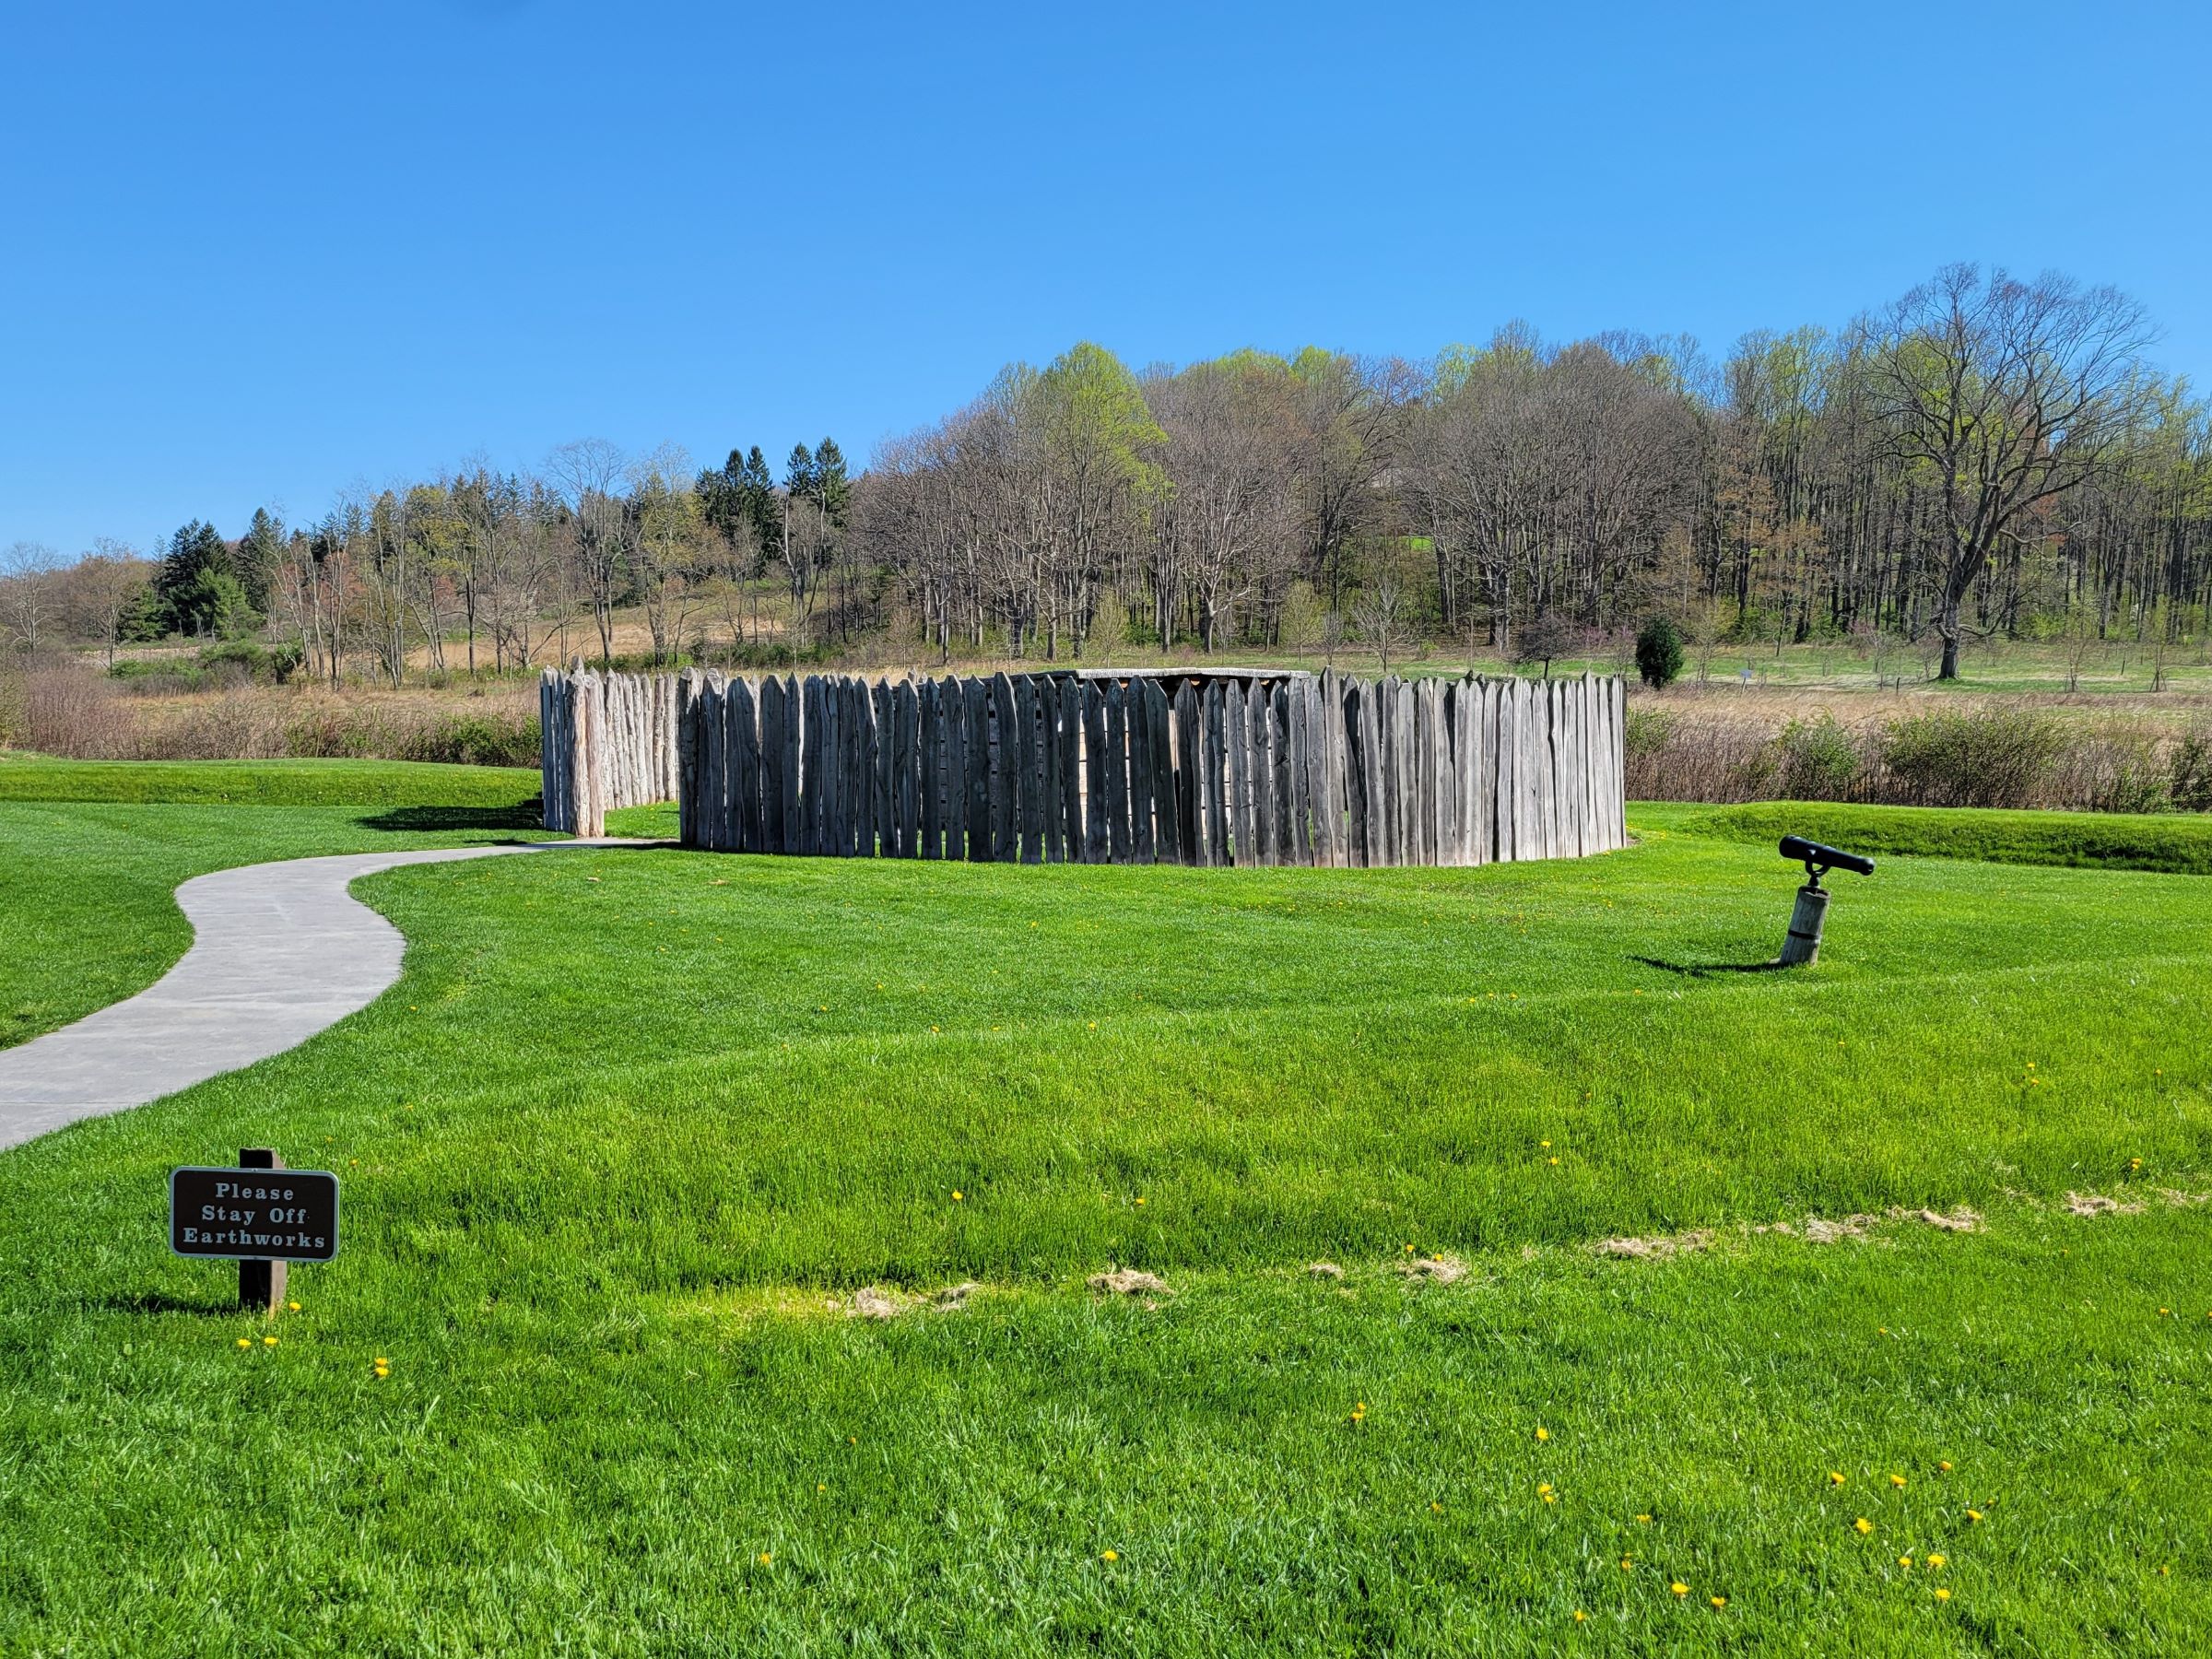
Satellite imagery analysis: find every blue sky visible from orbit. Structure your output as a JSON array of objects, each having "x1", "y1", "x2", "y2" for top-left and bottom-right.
[{"x1": 3, "y1": 0, "x2": 2206, "y2": 554}]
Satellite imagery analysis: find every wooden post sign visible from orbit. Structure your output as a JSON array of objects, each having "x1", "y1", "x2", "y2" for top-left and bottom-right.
[{"x1": 170, "y1": 1148, "x2": 339, "y2": 1312}]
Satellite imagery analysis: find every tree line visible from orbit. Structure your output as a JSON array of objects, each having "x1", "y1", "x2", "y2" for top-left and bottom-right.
[{"x1": 6, "y1": 264, "x2": 2206, "y2": 684}]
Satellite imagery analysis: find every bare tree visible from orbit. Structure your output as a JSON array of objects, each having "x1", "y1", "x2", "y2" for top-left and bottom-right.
[
  {"x1": 547, "y1": 438, "x2": 630, "y2": 665},
  {"x1": 0, "y1": 542, "x2": 65, "y2": 653},
  {"x1": 1866, "y1": 265, "x2": 2154, "y2": 679}
]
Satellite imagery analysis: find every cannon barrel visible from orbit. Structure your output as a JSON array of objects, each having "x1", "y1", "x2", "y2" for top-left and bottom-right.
[{"x1": 1778, "y1": 835, "x2": 1875, "y2": 877}]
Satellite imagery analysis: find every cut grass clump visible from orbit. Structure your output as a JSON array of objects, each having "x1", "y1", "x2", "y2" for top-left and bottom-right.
[{"x1": 1691, "y1": 800, "x2": 2212, "y2": 874}]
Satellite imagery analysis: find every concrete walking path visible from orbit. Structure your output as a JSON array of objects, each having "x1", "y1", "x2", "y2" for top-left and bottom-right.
[{"x1": 0, "y1": 841, "x2": 626, "y2": 1151}]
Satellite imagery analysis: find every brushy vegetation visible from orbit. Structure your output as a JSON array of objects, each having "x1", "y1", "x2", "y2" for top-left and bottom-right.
[
  {"x1": 1629, "y1": 697, "x2": 2212, "y2": 813},
  {"x1": 1691, "y1": 800, "x2": 2212, "y2": 876},
  {"x1": 3, "y1": 656, "x2": 542, "y2": 766},
  {"x1": 1, "y1": 783, "x2": 2208, "y2": 1651}
]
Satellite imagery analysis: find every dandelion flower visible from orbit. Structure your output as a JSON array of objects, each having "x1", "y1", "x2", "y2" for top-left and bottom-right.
[
  {"x1": 1890, "y1": 1474, "x2": 1907, "y2": 1488},
  {"x1": 1620, "y1": 1557, "x2": 1632, "y2": 1571},
  {"x1": 758, "y1": 1552, "x2": 772, "y2": 1566},
  {"x1": 1670, "y1": 1582, "x2": 1688, "y2": 1598},
  {"x1": 1935, "y1": 1587, "x2": 1952, "y2": 1602},
  {"x1": 1636, "y1": 1513, "x2": 1652, "y2": 1524},
  {"x1": 951, "y1": 1190, "x2": 963, "y2": 1201},
  {"x1": 1711, "y1": 1596, "x2": 1726, "y2": 1610},
  {"x1": 1100, "y1": 1550, "x2": 1118, "y2": 1562},
  {"x1": 1548, "y1": 1157, "x2": 1560, "y2": 1167},
  {"x1": 236, "y1": 1337, "x2": 252, "y2": 1349},
  {"x1": 1573, "y1": 1609, "x2": 1587, "y2": 1623},
  {"x1": 1430, "y1": 1501, "x2": 1442, "y2": 1512},
  {"x1": 1966, "y1": 1509, "x2": 1983, "y2": 1524},
  {"x1": 1927, "y1": 1553, "x2": 1946, "y2": 1570},
  {"x1": 817, "y1": 1483, "x2": 827, "y2": 1492},
  {"x1": 1937, "y1": 1461, "x2": 1952, "y2": 1473},
  {"x1": 263, "y1": 1335, "x2": 277, "y2": 1347},
  {"x1": 1898, "y1": 1556, "x2": 1912, "y2": 1569},
  {"x1": 1854, "y1": 1518, "x2": 1875, "y2": 1535},
  {"x1": 1535, "y1": 1426, "x2": 1550, "y2": 1441},
  {"x1": 1830, "y1": 1472, "x2": 1847, "y2": 1487},
  {"x1": 287, "y1": 1300, "x2": 300, "y2": 1312},
  {"x1": 1540, "y1": 1139, "x2": 1551, "y2": 1148}
]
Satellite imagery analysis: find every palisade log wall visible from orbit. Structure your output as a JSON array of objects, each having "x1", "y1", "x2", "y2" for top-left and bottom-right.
[
  {"x1": 538, "y1": 668, "x2": 678, "y2": 836},
  {"x1": 542, "y1": 667, "x2": 1626, "y2": 865}
]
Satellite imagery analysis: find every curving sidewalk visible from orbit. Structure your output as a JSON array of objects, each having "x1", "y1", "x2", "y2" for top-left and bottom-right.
[{"x1": 0, "y1": 843, "x2": 571, "y2": 1151}]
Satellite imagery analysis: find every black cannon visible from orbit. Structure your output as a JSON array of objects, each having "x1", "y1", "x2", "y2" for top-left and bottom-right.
[{"x1": 1776, "y1": 835, "x2": 1874, "y2": 965}]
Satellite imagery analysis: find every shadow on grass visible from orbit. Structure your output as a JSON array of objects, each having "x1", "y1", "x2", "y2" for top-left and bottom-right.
[
  {"x1": 358, "y1": 802, "x2": 544, "y2": 833},
  {"x1": 100, "y1": 1289, "x2": 240, "y2": 1317},
  {"x1": 1630, "y1": 954, "x2": 1791, "y2": 980}
]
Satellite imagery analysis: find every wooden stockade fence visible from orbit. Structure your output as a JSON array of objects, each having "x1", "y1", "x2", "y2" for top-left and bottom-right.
[
  {"x1": 538, "y1": 668, "x2": 678, "y2": 835},
  {"x1": 543, "y1": 666, "x2": 1626, "y2": 865}
]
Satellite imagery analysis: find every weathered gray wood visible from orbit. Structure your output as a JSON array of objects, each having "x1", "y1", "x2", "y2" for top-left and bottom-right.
[
  {"x1": 1010, "y1": 676, "x2": 1039, "y2": 864},
  {"x1": 1095, "y1": 678, "x2": 1124, "y2": 862},
  {"x1": 1144, "y1": 679, "x2": 1176, "y2": 865},
  {"x1": 1247, "y1": 681, "x2": 1276, "y2": 864},
  {"x1": 959, "y1": 677, "x2": 988, "y2": 861},
  {"x1": 696, "y1": 672, "x2": 720, "y2": 851},
  {"x1": 1127, "y1": 679, "x2": 1155, "y2": 863},
  {"x1": 981, "y1": 674, "x2": 1009, "y2": 862},
  {"x1": 777, "y1": 676, "x2": 802, "y2": 853},
  {"x1": 1171, "y1": 682, "x2": 1200, "y2": 864},
  {"x1": 939, "y1": 677, "x2": 965, "y2": 860},
  {"x1": 1038, "y1": 677, "x2": 1064, "y2": 864},
  {"x1": 1078, "y1": 681, "x2": 1106, "y2": 863},
  {"x1": 1222, "y1": 682, "x2": 1253, "y2": 867},
  {"x1": 674, "y1": 670, "x2": 698, "y2": 845},
  {"x1": 1280, "y1": 678, "x2": 1303, "y2": 864},
  {"x1": 1056, "y1": 677, "x2": 1082, "y2": 862}
]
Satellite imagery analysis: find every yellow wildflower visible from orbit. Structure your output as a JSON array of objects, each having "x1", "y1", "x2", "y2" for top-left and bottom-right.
[
  {"x1": 1890, "y1": 1474, "x2": 1907, "y2": 1488},
  {"x1": 1100, "y1": 1549, "x2": 1118, "y2": 1562},
  {"x1": 236, "y1": 1337, "x2": 251, "y2": 1349},
  {"x1": 1927, "y1": 1553, "x2": 1946, "y2": 1569},
  {"x1": 758, "y1": 1552, "x2": 771, "y2": 1566},
  {"x1": 1670, "y1": 1582, "x2": 1688, "y2": 1598},
  {"x1": 1535, "y1": 1426, "x2": 1550, "y2": 1441},
  {"x1": 263, "y1": 1335, "x2": 277, "y2": 1347},
  {"x1": 1829, "y1": 1472, "x2": 1846, "y2": 1487},
  {"x1": 1966, "y1": 1509, "x2": 1983, "y2": 1524},
  {"x1": 1854, "y1": 1518, "x2": 1875, "y2": 1535},
  {"x1": 1710, "y1": 1596, "x2": 1726, "y2": 1610},
  {"x1": 1936, "y1": 1587, "x2": 1952, "y2": 1603}
]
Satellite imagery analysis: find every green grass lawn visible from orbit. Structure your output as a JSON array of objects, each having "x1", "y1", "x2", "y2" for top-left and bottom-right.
[
  {"x1": 0, "y1": 759, "x2": 547, "y2": 1049},
  {"x1": 2, "y1": 772, "x2": 2209, "y2": 1653}
]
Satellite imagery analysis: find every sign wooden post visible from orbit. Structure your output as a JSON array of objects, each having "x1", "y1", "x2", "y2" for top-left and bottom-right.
[
  {"x1": 238, "y1": 1148, "x2": 285, "y2": 1312},
  {"x1": 169, "y1": 1149, "x2": 341, "y2": 1314}
]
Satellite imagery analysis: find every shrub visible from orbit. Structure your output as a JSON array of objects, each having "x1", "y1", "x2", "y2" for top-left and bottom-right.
[
  {"x1": 1879, "y1": 707, "x2": 2065, "y2": 808},
  {"x1": 1634, "y1": 618, "x2": 1685, "y2": 690},
  {"x1": 1623, "y1": 705, "x2": 1676, "y2": 760},
  {"x1": 1774, "y1": 714, "x2": 1865, "y2": 800},
  {"x1": 2171, "y1": 728, "x2": 2212, "y2": 813}
]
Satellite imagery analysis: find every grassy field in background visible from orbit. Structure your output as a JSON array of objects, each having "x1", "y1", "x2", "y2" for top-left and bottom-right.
[
  {"x1": 1, "y1": 772, "x2": 2208, "y2": 1652},
  {"x1": 0, "y1": 753, "x2": 542, "y2": 808}
]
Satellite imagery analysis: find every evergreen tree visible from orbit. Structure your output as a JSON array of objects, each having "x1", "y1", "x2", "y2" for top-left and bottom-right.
[
  {"x1": 742, "y1": 446, "x2": 778, "y2": 556},
  {"x1": 1636, "y1": 616, "x2": 1686, "y2": 689},
  {"x1": 235, "y1": 507, "x2": 284, "y2": 611},
  {"x1": 814, "y1": 437, "x2": 852, "y2": 529},
  {"x1": 784, "y1": 441, "x2": 818, "y2": 503},
  {"x1": 152, "y1": 521, "x2": 235, "y2": 637}
]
